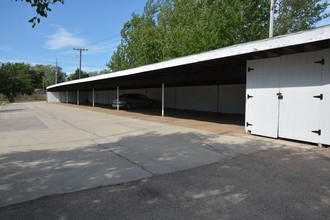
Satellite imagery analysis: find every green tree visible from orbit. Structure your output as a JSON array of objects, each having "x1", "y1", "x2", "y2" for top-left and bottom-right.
[
  {"x1": 87, "y1": 69, "x2": 109, "y2": 77},
  {"x1": 274, "y1": 0, "x2": 329, "y2": 35},
  {"x1": 14, "y1": 0, "x2": 64, "y2": 27},
  {"x1": 67, "y1": 68, "x2": 89, "y2": 81},
  {"x1": 107, "y1": 0, "x2": 329, "y2": 72},
  {"x1": 32, "y1": 64, "x2": 67, "y2": 88},
  {"x1": 0, "y1": 62, "x2": 39, "y2": 102},
  {"x1": 107, "y1": 0, "x2": 163, "y2": 71}
]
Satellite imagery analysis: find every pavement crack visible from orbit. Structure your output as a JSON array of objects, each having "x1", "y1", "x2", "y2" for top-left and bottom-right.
[
  {"x1": 60, "y1": 118, "x2": 101, "y2": 138},
  {"x1": 94, "y1": 141, "x2": 153, "y2": 175}
]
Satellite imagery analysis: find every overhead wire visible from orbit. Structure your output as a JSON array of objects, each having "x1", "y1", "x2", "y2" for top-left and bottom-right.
[{"x1": 58, "y1": 33, "x2": 122, "y2": 72}]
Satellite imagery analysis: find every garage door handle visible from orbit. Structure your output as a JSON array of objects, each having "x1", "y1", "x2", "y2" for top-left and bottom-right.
[{"x1": 313, "y1": 94, "x2": 323, "y2": 100}]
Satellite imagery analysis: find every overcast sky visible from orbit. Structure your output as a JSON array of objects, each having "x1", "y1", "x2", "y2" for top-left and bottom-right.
[{"x1": 0, "y1": 0, "x2": 329, "y2": 74}]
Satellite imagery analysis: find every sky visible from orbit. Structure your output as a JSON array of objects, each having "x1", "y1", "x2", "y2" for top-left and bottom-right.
[
  {"x1": 0, "y1": 0, "x2": 330, "y2": 75},
  {"x1": 0, "y1": 0, "x2": 147, "y2": 74}
]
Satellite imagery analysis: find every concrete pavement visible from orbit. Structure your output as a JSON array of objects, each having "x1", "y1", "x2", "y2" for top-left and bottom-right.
[
  {"x1": 0, "y1": 146, "x2": 329, "y2": 219},
  {"x1": 0, "y1": 102, "x2": 287, "y2": 207}
]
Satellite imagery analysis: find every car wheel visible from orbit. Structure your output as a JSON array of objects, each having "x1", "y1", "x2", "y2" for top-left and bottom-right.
[
  {"x1": 125, "y1": 103, "x2": 133, "y2": 110},
  {"x1": 151, "y1": 102, "x2": 159, "y2": 109}
]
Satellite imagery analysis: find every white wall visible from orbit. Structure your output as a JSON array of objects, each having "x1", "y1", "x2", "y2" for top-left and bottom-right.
[
  {"x1": 164, "y1": 87, "x2": 175, "y2": 108},
  {"x1": 47, "y1": 92, "x2": 60, "y2": 103},
  {"x1": 50, "y1": 84, "x2": 246, "y2": 114},
  {"x1": 158, "y1": 85, "x2": 245, "y2": 114},
  {"x1": 146, "y1": 88, "x2": 161, "y2": 100},
  {"x1": 79, "y1": 91, "x2": 89, "y2": 103},
  {"x1": 175, "y1": 85, "x2": 218, "y2": 112},
  {"x1": 122, "y1": 89, "x2": 147, "y2": 96},
  {"x1": 68, "y1": 91, "x2": 76, "y2": 103},
  {"x1": 218, "y1": 84, "x2": 246, "y2": 114}
]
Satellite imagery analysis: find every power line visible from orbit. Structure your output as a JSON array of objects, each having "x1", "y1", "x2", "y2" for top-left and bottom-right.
[{"x1": 57, "y1": 33, "x2": 121, "y2": 73}]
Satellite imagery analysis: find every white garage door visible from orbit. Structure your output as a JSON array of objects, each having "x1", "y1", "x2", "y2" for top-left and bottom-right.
[
  {"x1": 246, "y1": 49, "x2": 329, "y2": 145},
  {"x1": 320, "y1": 48, "x2": 330, "y2": 145},
  {"x1": 246, "y1": 57, "x2": 280, "y2": 138},
  {"x1": 279, "y1": 51, "x2": 323, "y2": 143}
]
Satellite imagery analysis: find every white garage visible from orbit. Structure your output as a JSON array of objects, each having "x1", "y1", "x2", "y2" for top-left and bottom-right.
[
  {"x1": 47, "y1": 25, "x2": 330, "y2": 146},
  {"x1": 246, "y1": 48, "x2": 330, "y2": 145}
]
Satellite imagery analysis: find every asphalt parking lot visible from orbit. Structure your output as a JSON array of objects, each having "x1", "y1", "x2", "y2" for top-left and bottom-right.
[{"x1": 0, "y1": 102, "x2": 329, "y2": 219}]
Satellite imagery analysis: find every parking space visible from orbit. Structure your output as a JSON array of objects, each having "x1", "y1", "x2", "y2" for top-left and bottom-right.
[
  {"x1": 1, "y1": 102, "x2": 284, "y2": 207},
  {"x1": 62, "y1": 103, "x2": 245, "y2": 136}
]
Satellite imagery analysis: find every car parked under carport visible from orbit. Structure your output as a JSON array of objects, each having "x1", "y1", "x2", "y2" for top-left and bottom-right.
[{"x1": 112, "y1": 94, "x2": 160, "y2": 110}]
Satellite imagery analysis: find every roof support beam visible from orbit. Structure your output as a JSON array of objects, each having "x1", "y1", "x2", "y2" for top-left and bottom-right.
[
  {"x1": 162, "y1": 83, "x2": 165, "y2": 117},
  {"x1": 92, "y1": 88, "x2": 95, "y2": 107},
  {"x1": 77, "y1": 89, "x2": 79, "y2": 105},
  {"x1": 117, "y1": 86, "x2": 119, "y2": 111}
]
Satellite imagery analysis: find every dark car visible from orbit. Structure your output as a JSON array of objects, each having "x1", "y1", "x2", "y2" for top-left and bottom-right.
[{"x1": 112, "y1": 94, "x2": 160, "y2": 110}]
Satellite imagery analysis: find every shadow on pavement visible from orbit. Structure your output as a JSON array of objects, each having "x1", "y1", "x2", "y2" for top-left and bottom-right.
[
  {"x1": 0, "y1": 147, "x2": 329, "y2": 219},
  {"x1": 0, "y1": 130, "x2": 278, "y2": 208}
]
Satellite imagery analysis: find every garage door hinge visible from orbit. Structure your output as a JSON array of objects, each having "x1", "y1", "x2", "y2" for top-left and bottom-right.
[
  {"x1": 311, "y1": 129, "x2": 321, "y2": 136},
  {"x1": 314, "y1": 59, "x2": 325, "y2": 65},
  {"x1": 248, "y1": 67, "x2": 254, "y2": 72},
  {"x1": 313, "y1": 94, "x2": 323, "y2": 100},
  {"x1": 246, "y1": 122, "x2": 253, "y2": 127}
]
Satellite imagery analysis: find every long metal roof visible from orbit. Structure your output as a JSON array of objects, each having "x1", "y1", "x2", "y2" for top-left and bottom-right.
[{"x1": 47, "y1": 25, "x2": 330, "y2": 91}]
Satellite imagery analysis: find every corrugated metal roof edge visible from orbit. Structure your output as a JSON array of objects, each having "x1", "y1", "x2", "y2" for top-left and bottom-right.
[{"x1": 47, "y1": 24, "x2": 330, "y2": 90}]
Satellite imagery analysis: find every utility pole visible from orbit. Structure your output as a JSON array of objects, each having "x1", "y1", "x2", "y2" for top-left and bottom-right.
[
  {"x1": 269, "y1": 0, "x2": 275, "y2": 38},
  {"x1": 55, "y1": 59, "x2": 58, "y2": 84},
  {"x1": 73, "y1": 48, "x2": 88, "y2": 79}
]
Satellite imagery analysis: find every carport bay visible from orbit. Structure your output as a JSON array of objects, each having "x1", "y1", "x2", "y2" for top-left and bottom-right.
[
  {"x1": 47, "y1": 25, "x2": 330, "y2": 146},
  {"x1": 48, "y1": 54, "x2": 248, "y2": 129},
  {"x1": 48, "y1": 59, "x2": 247, "y2": 115}
]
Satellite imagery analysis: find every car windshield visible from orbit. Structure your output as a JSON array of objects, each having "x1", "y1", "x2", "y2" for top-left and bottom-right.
[
  {"x1": 119, "y1": 94, "x2": 147, "y2": 99},
  {"x1": 137, "y1": 94, "x2": 147, "y2": 99}
]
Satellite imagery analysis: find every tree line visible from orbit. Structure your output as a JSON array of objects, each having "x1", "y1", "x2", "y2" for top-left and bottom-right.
[
  {"x1": 107, "y1": 0, "x2": 329, "y2": 72},
  {"x1": 3, "y1": 0, "x2": 329, "y2": 102},
  {"x1": 0, "y1": 62, "x2": 107, "y2": 102}
]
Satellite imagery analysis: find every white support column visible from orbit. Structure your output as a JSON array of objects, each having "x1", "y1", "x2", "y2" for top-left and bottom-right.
[
  {"x1": 162, "y1": 83, "x2": 164, "y2": 117},
  {"x1": 117, "y1": 86, "x2": 119, "y2": 110},
  {"x1": 92, "y1": 88, "x2": 95, "y2": 107},
  {"x1": 77, "y1": 89, "x2": 80, "y2": 105},
  {"x1": 66, "y1": 90, "x2": 68, "y2": 104}
]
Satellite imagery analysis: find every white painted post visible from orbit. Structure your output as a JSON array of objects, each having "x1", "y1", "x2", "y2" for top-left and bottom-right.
[
  {"x1": 66, "y1": 90, "x2": 68, "y2": 104},
  {"x1": 92, "y1": 88, "x2": 95, "y2": 107},
  {"x1": 117, "y1": 86, "x2": 119, "y2": 110},
  {"x1": 77, "y1": 89, "x2": 80, "y2": 105},
  {"x1": 162, "y1": 83, "x2": 164, "y2": 117}
]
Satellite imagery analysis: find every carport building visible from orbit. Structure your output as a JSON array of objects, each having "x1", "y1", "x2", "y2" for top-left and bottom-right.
[{"x1": 47, "y1": 25, "x2": 330, "y2": 146}]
